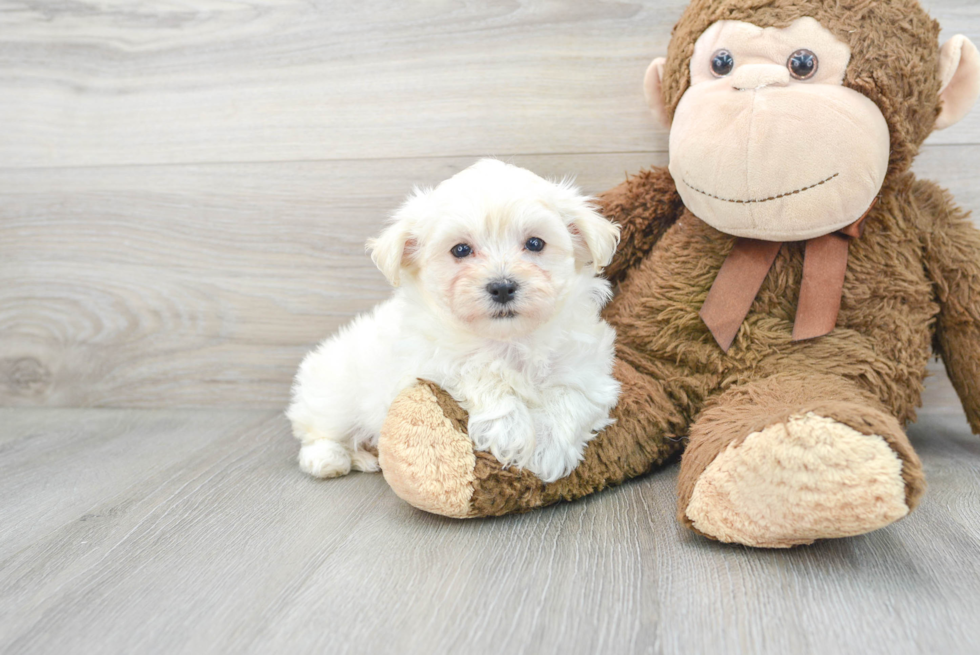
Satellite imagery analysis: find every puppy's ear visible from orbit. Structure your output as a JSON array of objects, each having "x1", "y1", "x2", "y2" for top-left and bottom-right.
[
  {"x1": 555, "y1": 183, "x2": 621, "y2": 274},
  {"x1": 366, "y1": 187, "x2": 429, "y2": 286}
]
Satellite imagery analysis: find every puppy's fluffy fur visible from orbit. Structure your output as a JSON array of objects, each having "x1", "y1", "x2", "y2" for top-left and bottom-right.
[{"x1": 287, "y1": 159, "x2": 621, "y2": 483}]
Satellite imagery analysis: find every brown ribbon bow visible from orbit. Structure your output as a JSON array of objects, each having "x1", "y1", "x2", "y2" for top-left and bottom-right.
[{"x1": 699, "y1": 201, "x2": 875, "y2": 352}]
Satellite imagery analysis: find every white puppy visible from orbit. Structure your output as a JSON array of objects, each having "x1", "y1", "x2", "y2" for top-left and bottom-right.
[{"x1": 287, "y1": 159, "x2": 621, "y2": 483}]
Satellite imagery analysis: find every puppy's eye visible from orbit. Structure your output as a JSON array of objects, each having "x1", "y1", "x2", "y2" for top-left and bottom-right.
[
  {"x1": 524, "y1": 237, "x2": 545, "y2": 252},
  {"x1": 451, "y1": 243, "x2": 472, "y2": 258}
]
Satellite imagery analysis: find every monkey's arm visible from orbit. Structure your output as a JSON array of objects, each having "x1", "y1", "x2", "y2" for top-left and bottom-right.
[
  {"x1": 914, "y1": 179, "x2": 980, "y2": 434},
  {"x1": 597, "y1": 166, "x2": 684, "y2": 285}
]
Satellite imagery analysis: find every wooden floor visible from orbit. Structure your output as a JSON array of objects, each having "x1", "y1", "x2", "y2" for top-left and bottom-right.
[
  {"x1": 3, "y1": 1, "x2": 980, "y2": 653},
  {"x1": 1, "y1": 403, "x2": 979, "y2": 655}
]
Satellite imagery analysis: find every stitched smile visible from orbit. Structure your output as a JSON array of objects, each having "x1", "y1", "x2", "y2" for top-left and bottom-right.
[{"x1": 683, "y1": 173, "x2": 839, "y2": 204}]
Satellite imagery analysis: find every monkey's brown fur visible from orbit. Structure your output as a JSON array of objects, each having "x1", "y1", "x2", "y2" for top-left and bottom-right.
[{"x1": 378, "y1": 0, "x2": 980, "y2": 545}]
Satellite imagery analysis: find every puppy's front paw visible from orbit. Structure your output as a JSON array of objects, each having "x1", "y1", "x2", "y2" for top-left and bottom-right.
[
  {"x1": 527, "y1": 422, "x2": 588, "y2": 483},
  {"x1": 468, "y1": 404, "x2": 535, "y2": 469},
  {"x1": 298, "y1": 441, "x2": 352, "y2": 478}
]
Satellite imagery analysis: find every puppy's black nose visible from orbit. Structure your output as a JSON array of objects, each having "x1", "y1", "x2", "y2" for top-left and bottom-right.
[{"x1": 486, "y1": 279, "x2": 519, "y2": 304}]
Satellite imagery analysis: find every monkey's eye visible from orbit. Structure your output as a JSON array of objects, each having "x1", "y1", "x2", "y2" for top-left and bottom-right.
[
  {"x1": 788, "y1": 49, "x2": 818, "y2": 80},
  {"x1": 710, "y1": 50, "x2": 734, "y2": 77},
  {"x1": 524, "y1": 237, "x2": 545, "y2": 252},
  {"x1": 451, "y1": 243, "x2": 472, "y2": 258}
]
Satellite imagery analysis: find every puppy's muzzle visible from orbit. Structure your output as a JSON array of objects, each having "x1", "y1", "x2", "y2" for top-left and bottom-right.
[{"x1": 486, "y1": 278, "x2": 519, "y2": 305}]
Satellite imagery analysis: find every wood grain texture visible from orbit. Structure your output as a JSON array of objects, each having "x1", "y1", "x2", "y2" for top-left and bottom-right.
[
  {"x1": 0, "y1": 0, "x2": 675, "y2": 168},
  {"x1": 0, "y1": 408, "x2": 978, "y2": 655},
  {"x1": 1, "y1": 147, "x2": 977, "y2": 409},
  {"x1": 0, "y1": 153, "x2": 658, "y2": 407}
]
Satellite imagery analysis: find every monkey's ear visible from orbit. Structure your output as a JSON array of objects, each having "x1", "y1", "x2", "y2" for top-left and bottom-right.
[
  {"x1": 936, "y1": 36, "x2": 980, "y2": 130},
  {"x1": 643, "y1": 57, "x2": 670, "y2": 129},
  {"x1": 366, "y1": 188, "x2": 427, "y2": 286}
]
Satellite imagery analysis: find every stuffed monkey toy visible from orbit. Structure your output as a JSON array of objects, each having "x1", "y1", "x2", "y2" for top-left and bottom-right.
[{"x1": 376, "y1": 0, "x2": 980, "y2": 548}]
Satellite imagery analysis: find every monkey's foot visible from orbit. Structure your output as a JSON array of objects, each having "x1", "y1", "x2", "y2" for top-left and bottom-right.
[
  {"x1": 377, "y1": 382, "x2": 480, "y2": 518},
  {"x1": 682, "y1": 412, "x2": 918, "y2": 548}
]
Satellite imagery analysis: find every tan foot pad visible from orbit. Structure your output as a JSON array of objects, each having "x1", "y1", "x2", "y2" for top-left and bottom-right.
[
  {"x1": 377, "y1": 383, "x2": 476, "y2": 518},
  {"x1": 686, "y1": 412, "x2": 909, "y2": 548}
]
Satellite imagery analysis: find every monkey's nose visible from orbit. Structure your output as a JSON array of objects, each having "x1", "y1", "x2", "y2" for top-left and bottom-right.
[
  {"x1": 732, "y1": 64, "x2": 790, "y2": 90},
  {"x1": 486, "y1": 279, "x2": 519, "y2": 304}
]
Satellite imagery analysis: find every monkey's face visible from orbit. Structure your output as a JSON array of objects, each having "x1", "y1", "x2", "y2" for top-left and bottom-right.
[{"x1": 667, "y1": 17, "x2": 889, "y2": 241}]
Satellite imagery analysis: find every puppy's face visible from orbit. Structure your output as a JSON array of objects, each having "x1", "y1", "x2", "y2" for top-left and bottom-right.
[
  {"x1": 416, "y1": 196, "x2": 576, "y2": 338},
  {"x1": 368, "y1": 160, "x2": 620, "y2": 338}
]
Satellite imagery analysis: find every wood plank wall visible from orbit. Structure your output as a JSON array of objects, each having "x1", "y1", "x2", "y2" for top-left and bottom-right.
[{"x1": 2, "y1": 1, "x2": 979, "y2": 408}]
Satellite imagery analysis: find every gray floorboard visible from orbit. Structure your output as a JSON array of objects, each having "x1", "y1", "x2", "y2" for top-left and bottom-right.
[{"x1": 1, "y1": 408, "x2": 978, "y2": 655}]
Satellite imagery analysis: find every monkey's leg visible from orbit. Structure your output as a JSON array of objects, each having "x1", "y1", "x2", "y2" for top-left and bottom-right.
[
  {"x1": 677, "y1": 374, "x2": 926, "y2": 548},
  {"x1": 377, "y1": 357, "x2": 686, "y2": 518}
]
